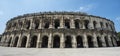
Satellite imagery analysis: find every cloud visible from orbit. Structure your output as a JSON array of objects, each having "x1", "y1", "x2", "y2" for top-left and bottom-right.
[
  {"x1": 116, "y1": 17, "x2": 120, "y2": 20},
  {"x1": 78, "y1": 4, "x2": 94, "y2": 12}
]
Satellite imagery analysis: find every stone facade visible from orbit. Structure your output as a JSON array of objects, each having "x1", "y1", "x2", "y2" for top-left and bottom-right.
[{"x1": 0, "y1": 12, "x2": 118, "y2": 48}]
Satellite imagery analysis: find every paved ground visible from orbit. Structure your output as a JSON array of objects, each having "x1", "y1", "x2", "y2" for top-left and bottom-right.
[{"x1": 0, "y1": 47, "x2": 120, "y2": 56}]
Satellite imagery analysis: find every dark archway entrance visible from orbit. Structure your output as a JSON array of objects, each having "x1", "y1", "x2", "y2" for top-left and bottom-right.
[
  {"x1": 13, "y1": 37, "x2": 19, "y2": 47},
  {"x1": 76, "y1": 36, "x2": 83, "y2": 48},
  {"x1": 74, "y1": 20, "x2": 80, "y2": 29},
  {"x1": 87, "y1": 36, "x2": 94, "y2": 48},
  {"x1": 41, "y1": 36, "x2": 48, "y2": 48},
  {"x1": 105, "y1": 36, "x2": 109, "y2": 47},
  {"x1": 65, "y1": 36, "x2": 72, "y2": 48},
  {"x1": 8, "y1": 37, "x2": 12, "y2": 47},
  {"x1": 93, "y1": 21, "x2": 97, "y2": 29},
  {"x1": 65, "y1": 19, "x2": 70, "y2": 29},
  {"x1": 97, "y1": 37, "x2": 102, "y2": 47},
  {"x1": 34, "y1": 19, "x2": 40, "y2": 29},
  {"x1": 53, "y1": 35, "x2": 60, "y2": 48},
  {"x1": 26, "y1": 20, "x2": 31, "y2": 29},
  {"x1": 30, "y1": 36, "x2": 37, "y2": 48},
  {"x1": 21, "y1": 36, "x2": 27, "y2": 47},
  {"x1": 54, "y1": 19, "x2": 60, "y2": 29},
  {"x1": 84, "y1": 20, "x2": 89, "y2": 29},
  {"x1": 44, "y1": 21, "x2": 50, "y2": 29}
]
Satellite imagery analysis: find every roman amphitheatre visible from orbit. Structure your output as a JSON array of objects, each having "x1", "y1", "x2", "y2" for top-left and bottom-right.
[{"x1": 0, "y1": 11, "x2": 120, "y2": 56}]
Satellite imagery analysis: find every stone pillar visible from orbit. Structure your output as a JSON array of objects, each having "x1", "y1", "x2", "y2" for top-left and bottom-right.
[
  {"x1": 72, "y1": 35, "x2": 77, "y2": 48},
  {"x1": 59, "y1": 16, "x2": 64, "y2": 28},
  {"x1": 10, "y1": 35, "x2": 14, "y2": 47},
  {"x1": 83, "y1": 33, "x2": 88, "y2": 48},
  {"x1": 26, "y1": 34, "x2": 31, "y2": 48},
  {"x1": 108, "y1": 35, "x2": 113, "y2": 47},
  {"x1": 82, "y1": 21, "x2": 85, "y2": 29},
  {"x1": 17, "y1": 34, "x2": 22, "y2": 47},
  {"x1": 101, "y1": 35, "x2": 106, "y2": 47},
  {"x1": 37, "y1": 33, "x2": 41, "y2": 48},
  {"x1": 96, "y1": 20, "x2": 101, "y2": 29},
  {"x1": 112, "y1": 36, "x2": 117, "y2": 46},
  {"x1": 93, "y1": 33, "x2": 98, "y2": 47},
  {"x1": 70, "y1": 18, "x2": 75, "y2": 29},
  {"x1": 48, "y1": 33, "x2": 52, "y2": 48},
  {"x1": 38, "y1": 18, "x2": 42, "y2": 29},
  {"x1": 49, "y1": 18, "x2": 54, "y2": 29},
  {"x1": 89, "y1": 17, "x2": 94, "y2": 29},
  {"x1": 11, "y1": 36, "x2": 16, "y2": 47},
  {"x1": 29, "y1": 19, "x2": 33, "y2": 29},
  {"x1": 60, "y1": 33, "x2": 65, "y2": 48}
]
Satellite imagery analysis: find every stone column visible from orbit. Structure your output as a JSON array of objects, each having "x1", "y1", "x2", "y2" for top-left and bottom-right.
[
  {"x1": 89, "y1": 17, "x2": 94, "y2": 29},
  {"x1": 96, "y1": 20, "x2": 101, "y2": 29},
  {"x1": 108, "y1": 35, "x2": 113, "y2": 47},
  {"x1": 26, "y1": 34, "x2": 31, "y2": 48},
  {"x1": 83, "y1": 33, "x2": 88, "y2": 48},
  {"x1": 60, "y1": 33, "x2": 65, "y2": 48},
  {"x1": 29, "y1": 19, "x2": 33, "y2": 29},
  {"x1": 10, "y1": 35, "x2": 14, "y2": 47},
  {"x1": 59, "y1": 16, "x2": 64, "y2": 28},
  {"x1": 48, "y1": 33, "x2": 52, "y2": 48},
  {"x1": 38, "y1": 18, "x2": 42, "y2": 29},
  {"x1": 49, "y1": 17, "x2": 54, "y2": 29},
  {"x1": 101, "y1": 35, "x2": 106, "y2": 47},
  {"x1": 112, "y1": 36, "x2": 117, "y2": 47},
  {"x1": 72, "y1": 35, "x2": 77, "y2": 48},
  {"x1": 37, "y1": 33, "x2": 41, "y2": 48},
  {"x1": 93, "y1": 33, "x2": 98, "y2": 47},
  {"x1": 70, "y1": 18, "x2": 75, "y2": 29},
  {"x1": 82, "y1": 21, "x2": 85, "y2": 29},
  {"x1": 17, "y1": 34, "x2": 22, "y2": 47}
]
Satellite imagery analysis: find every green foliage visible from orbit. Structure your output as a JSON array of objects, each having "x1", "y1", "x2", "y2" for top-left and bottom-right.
[{"x1": 117, "y1": 32, "x2": 120, "y2": 39}]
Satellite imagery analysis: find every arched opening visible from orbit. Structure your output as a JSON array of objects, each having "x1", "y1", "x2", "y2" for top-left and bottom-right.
[
  {"x1": 53, "y1": 35, "x2": 60, "y2": 48},
  {"x1": 44, "y1": 21, "x2": 50, "y2": 29},
  {"x1": 8, "y1": 37, "x2": 12, "y2": 47},
  {"x1": 26, "y1": 20, "x2": 31, "y2": 29},
  {"x1": 87, "y1": 36, "x2": 94, "y2": 48},
  {"x1": 76, "y1": 36, "x2": 83, "y2": 48},
  {"x1": 54, "y1": 19, "x2": 60, "y2": 29},
  {"x1": 104, "y1": 36, "x2": 109, "y2": 47},
  {"x1": 65, "y1": 36, "x2": 72, "y2": 48},
  {"x1": 35, "y1": 20, "x2": 39, "y2": 29},
  {"x1": 100, "y1": 22, "x2": 103, "y2": 29},
  {"x1": 97, "y1": 37, "x2": 102, "y2": 47},
  {"x1": 74, "y1": 20, "x2": 80, "y2": 29},
  {"x1": 41, "y1": 36, "x2": 48, "y2": 48},
  {"x1": 13, "y1": 37, "x2": 19, "y2": 47},
  {"x1": 30, "y1": 36, "x2": 37, "y2": 48},
  {"x1": 110, "y1": 25, "x2": 113, "y2": 31},
  {"x1": 21, "y1": 36, "x2": 27, "y2": 47},
  {"x1": 65, "y1": 19, "x2": 70, "y2": 29},
  {"x1": 106, "y1": 23, "x2": 108, "y2": 28},
  {"x1": 93, "y1": 21, "x2": 97, "y2": 29},
  {"x1": 84, "y1": 20, "x2": 89, "y2": 29}
]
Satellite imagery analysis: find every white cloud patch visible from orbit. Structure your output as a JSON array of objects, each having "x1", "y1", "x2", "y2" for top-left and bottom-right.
[
  {"x1": 78, "y1": 4, "x2": 94, "y2": 12},
  {"x1": 116, "y1": 17, "x2": 120, "y2": 20}
]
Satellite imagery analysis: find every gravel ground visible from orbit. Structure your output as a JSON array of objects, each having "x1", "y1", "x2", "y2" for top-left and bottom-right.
[{"x1": 0, "y1": 47, "x2": 120, "y2": 56}]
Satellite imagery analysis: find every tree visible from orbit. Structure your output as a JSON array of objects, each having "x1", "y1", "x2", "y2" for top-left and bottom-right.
[{"x1": 117, "y1": 32, "x2": 120, "y2": 39}]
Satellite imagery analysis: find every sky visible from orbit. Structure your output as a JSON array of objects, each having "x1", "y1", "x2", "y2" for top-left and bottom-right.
[{"x1": 0, "y1": 0, "x2": 120, "y2": 34}]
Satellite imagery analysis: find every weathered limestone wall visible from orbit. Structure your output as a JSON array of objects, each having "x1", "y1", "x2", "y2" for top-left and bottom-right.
[{"x1": 0, "y1": 12, "x2": 118, "y2": 48}]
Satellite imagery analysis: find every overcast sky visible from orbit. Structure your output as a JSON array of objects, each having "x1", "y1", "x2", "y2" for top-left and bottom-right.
[{"x1": 0, "y1": 0, "x2": 120, "y2": 34}]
